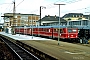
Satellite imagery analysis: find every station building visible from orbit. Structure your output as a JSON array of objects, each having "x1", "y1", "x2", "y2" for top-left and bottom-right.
[
  {"x1": 2, "y1": 13, "x2": 40, "y2": 32},
  {"x1": 62, "y1": 13, "x2": 90, "y2": 21},
  {"x1": 38, "y1": 15, "x2": 67, "y2": 26}
]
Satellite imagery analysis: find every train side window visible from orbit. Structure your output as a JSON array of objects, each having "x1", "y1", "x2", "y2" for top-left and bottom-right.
[
  {"x1": 46, "y1": 29, "x2": 48, "y2": 32},
  {"x1": 54, "y1": 29, "x2": 56, "y2": 32},
  {"x1": 47, "y1": 29, "x2": 49, "y2": 32},
  {"x1": 39, "y1": 28, "x2": 41, "y2": 31},
  {"x1": 60, "y1": 29, "x2": 63, "y2": 33},
  {"x1": 49, "y1": 29, "x2": 50, "y2": 32},
  {"x1": 54, "y1": 28, "x2": 63, "y2": 33},
  {"x1": 43, "y1": 28, "x2": 45, "y2": 31},
  {"x1": 33, "y1": 28, "x2": 35, "y2": 31},
  {"x1": 42, "y1": 28, "x2": 43, "y2": 31},
  {"x1": 54, "y1": 29, "x2": 58, "y2": 32}
]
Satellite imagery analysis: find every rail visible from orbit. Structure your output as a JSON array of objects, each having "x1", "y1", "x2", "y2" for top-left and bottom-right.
[
  {"x1": 0, "y1": 36, "x2": 40, "y2": 60},
  {"x1": 16, "y1": 40, "x2": 58, "y2": 60}
]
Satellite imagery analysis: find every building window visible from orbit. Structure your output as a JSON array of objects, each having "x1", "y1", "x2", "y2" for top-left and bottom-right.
[
  {"x1": 30, "y1": 20, "x2": 31, "y2": 22},
  {"x1": 7, "y1": 24, "x2": 8, "y2": 26},
  {"x1": 76, "y1": 15, "x2": 77, "y2": 17},
  {"x1": 34, "y1": 21, "x2": 35, "y2": 22},
  {"x1": 79, "y1": 15, "x2": 81, "y2": 17},
  {"x1": 82, "y1": 15, "x2": 83, "y2": 17}
]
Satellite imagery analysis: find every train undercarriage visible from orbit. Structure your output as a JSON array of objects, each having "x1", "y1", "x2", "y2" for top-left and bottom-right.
[{"x1": 78, "y1": 29, "x2": 90, "y2": 44}]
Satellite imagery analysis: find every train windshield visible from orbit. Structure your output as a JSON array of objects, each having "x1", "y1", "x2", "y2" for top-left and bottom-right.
[{"x1": 68, "y1": 29, "x2": 77, "y2": 33}]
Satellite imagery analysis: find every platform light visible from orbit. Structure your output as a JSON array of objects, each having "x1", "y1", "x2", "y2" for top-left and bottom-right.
[{"x1": 54, "y1": 3, "x2": 65, "y2": 45}]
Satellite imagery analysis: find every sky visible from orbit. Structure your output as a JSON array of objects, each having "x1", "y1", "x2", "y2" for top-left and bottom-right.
[{"x1": 0, "y1": 0, "x2": 90, "y2": 23}]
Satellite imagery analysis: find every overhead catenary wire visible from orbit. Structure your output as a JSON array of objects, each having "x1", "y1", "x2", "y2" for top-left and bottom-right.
[
  {"x1": 4, "y1": 3, "x2": 13, "y2": 12},
  {"x1": 0, "y1": 2, "x2": 13, "y2": 12},
  {"x1": 0, "y1": 0, "x2": 83, "y2": 14},
  {"x1": 30, "y1": 0, "x2": 82, "y2": 13},
  {"x1": 0, "y1": 0, "x2": 89, "y2": 16},
  {"x1": 61, "y1": 6, "x2": 90, "y2": 15},
  {"x1": 0, "y1": 3, "x2": 12, "y2": 5},
  {"x1": 45, "y1": 0, "x2": 82, "y2": 9},
  {"x1": 9, "y1": 0, "x2": 24, "y2": 12},
  {"x1": 15, "y1": 0, "x2": 24, "y2": 7}
]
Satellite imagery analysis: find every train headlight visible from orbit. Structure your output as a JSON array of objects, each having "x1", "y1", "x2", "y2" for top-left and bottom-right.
[
  {"x1": 60, "y1": 34, "x2": 61, "y2": 36},
  {"x1": 76, "y1": 36, "x2": 77, "y2": 37},
  {"x1": 68, "y1": 36, "x2": 69, "y2": 37}
]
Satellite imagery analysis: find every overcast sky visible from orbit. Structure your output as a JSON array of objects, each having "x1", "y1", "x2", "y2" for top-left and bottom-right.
[{"x1": 0, "y1": 0, "x2": 90, "y2": 23}]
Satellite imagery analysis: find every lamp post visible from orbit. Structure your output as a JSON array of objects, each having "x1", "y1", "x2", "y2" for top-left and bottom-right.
[
  {"x1": 40, "y1": 6, "x2": 46, "y2": 26},
  {"x1": 54, "y1": 3, "x2": 65, "y2": 45},
  {"x1": 32, "y1": 14, "x2": 33, "y2": 39},
  {"x1": 12, "y1": 0, "x2": 16, "y2": 35}
]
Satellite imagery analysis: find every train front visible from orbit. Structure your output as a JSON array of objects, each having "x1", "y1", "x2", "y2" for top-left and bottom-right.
[{"x1": 67, "y1": 28, "x2": 78, "y2": 39}]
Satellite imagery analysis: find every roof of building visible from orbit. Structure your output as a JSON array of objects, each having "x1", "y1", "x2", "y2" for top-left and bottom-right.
[
  {"x1": 62, "y1": 13, "x2": 83, "y2": 18},
  {"x1": 39, "y1": 15, "x2": 67, "y2": 22},
  {"x1": 83, "y1": 15, "x2": 89, "y2": 19},
  {"x1": 4, "y1": 13, "x2": 40, "y2": 16},
  {"x1": 0, "y1": 23, "x2": 3, "y2": 25}
]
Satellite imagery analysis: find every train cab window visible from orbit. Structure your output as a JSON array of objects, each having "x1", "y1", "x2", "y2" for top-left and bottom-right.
[
  {"x1": 68, "y1": 29, "x2": 72, "y2": 33},
  {"x1": 68, "y1": 29, "x2": 77, "y2": 33},
  {"x1": 72, "y1": 29, "x2": 77, "y2": 32}
]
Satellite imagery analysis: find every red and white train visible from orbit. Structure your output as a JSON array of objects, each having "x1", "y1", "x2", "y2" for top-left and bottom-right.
[{"x1": 15, "y1": 26, "x2": 78, "y2": 41}]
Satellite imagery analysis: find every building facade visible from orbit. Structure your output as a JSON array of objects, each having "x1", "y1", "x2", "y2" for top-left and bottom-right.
[
  {"x1": 3, "y1": 13, "x2": 40, "y2": 27},
  {"x1": 0, "y1": 23, "x2": 3, "y2": 32}
]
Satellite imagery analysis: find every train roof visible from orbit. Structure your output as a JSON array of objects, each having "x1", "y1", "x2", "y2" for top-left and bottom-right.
[
  {"x1": 15, "y1": 25, "x2": 90, "y2": 29},
  {"x1": 68, "y1": 19, "x2": 89, "y2": 22},
  {"x1": 15, "y1": 25, "x2": 72, "y2": 28},
  {"x1": 69, "y1": 25, "x2": 90, "y2": 29},
  {"x1": 81, "y1": 26, "x2": 90, "y2": 29}
]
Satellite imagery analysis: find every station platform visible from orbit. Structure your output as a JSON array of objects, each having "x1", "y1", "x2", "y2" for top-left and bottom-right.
[
  {"x1": 0, "y1": 32, "x2": 90, "y2": 60},
  {"x1": 0, "y1": 32, "x2": 51, "y2": 40}
]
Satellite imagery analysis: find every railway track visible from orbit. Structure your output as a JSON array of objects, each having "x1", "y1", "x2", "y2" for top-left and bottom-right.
[
  {"x1": 0, "y1": 35, "x2": 58, "y2": 60},
  {"x1": 0, "y1": 36, "x2": 40, "y2": 60}
]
